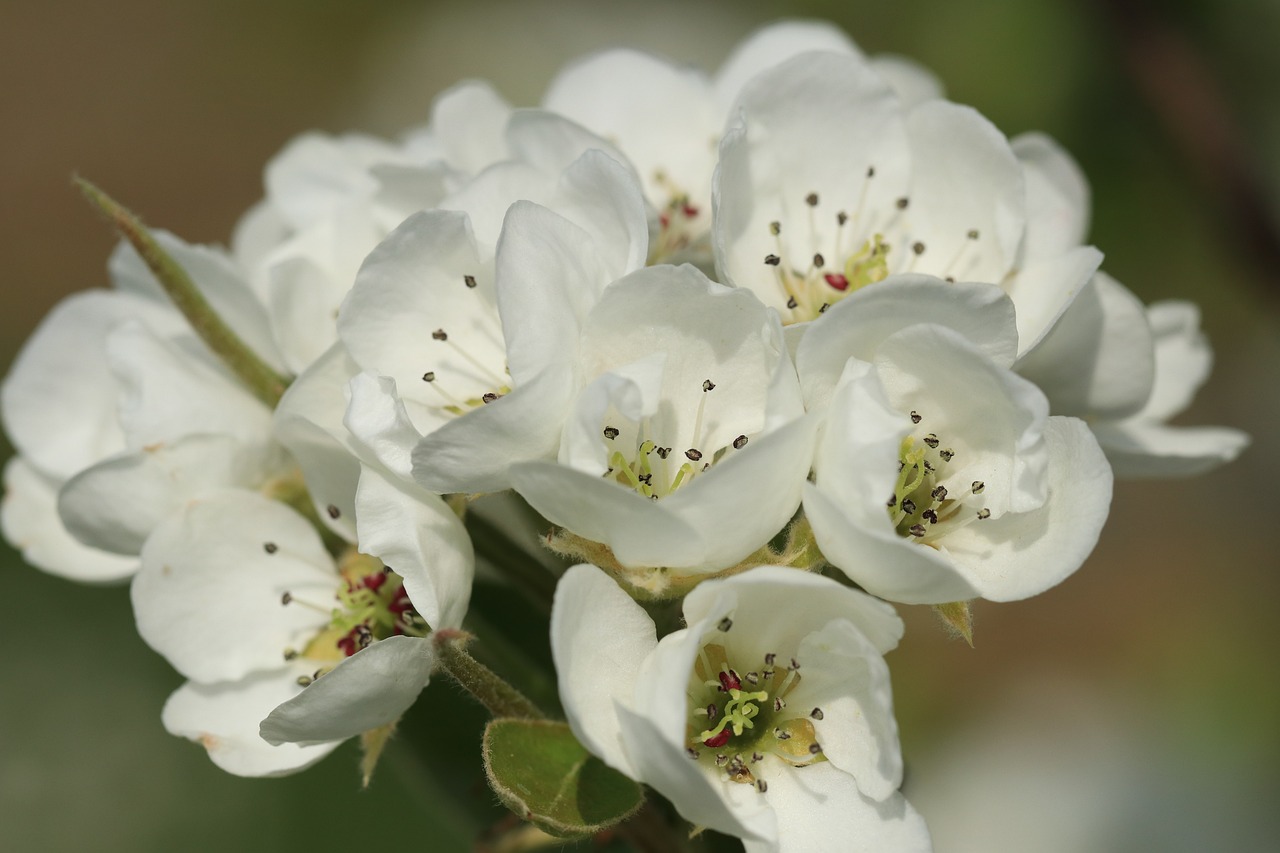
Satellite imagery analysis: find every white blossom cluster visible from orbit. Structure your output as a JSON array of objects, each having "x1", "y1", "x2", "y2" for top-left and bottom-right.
[{"x1": 1, "y1": 20, "x2": 1247, "y2": 852}]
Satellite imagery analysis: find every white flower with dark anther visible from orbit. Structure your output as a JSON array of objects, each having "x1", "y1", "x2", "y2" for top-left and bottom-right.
[
  {"x1": 334, "y1": 129, "x2": 649, "y2": 497},
  {"x1": 544, "y1": 20, "x2": 941, "y2": 266},
  {"x1": 130, "y1": 486, "x2": 470, "y2": 776},
  {"x1": 506, "y1": 264, "x2": 815, "y2": 576},
  {"x1": 713, "y1": 51, "x2": 1101, "y2": 354},
  {"x1": 1021, "y1": 287, "x2": 1249, "y2": 477},
  {"x1": 1, "y1": 236, "x2": 290, "y2": 583},
  {"x1": 797, "y1": 277, "x2": 1113, "y2": 604},
  {"x1": 551, "y1": 563, "x2": 931, "y2": 852}
]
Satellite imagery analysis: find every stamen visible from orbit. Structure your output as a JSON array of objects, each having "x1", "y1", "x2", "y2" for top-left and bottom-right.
[
  {"x1": 463, "y1": 274, "x2": 478, "y2": 289},
  {"x1": 263, "y1": 542, "x2": 278, "y2": 555},
  {"x1": 733, "y1": 435, "x2": 748, "y2": 449}
]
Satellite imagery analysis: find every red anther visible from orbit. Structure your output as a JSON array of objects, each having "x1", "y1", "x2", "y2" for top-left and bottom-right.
[
  {"x1": 361, "y1": 572, "x2": 387, "y2": 592},
  {"x1": 659, "y1": 213, "x2": 671, "y2": 229},
  {"x1": 682, "y1": 203, "x2": 700, "y2": 218},
  {"x1": 703, "y1": 729, "x2": 732, "y2": 748},
  {"x1": 718, "y1": 670, "x2": 742, "y2": 692},
  {"x1": 824, "y1": 273, "x2": 850, "y2": 291},
  {"x1": 338, "y1": 628, "x2": 361, "y2": 657}
]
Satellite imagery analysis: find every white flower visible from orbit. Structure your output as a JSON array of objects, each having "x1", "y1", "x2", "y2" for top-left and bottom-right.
[
  {"x1": 130, "y1": 488, "x2": 470, "y2": 775},
  {"x1": 713, "y1": 50, "x2": 1101, "y2": 352},
  {"x1": 550, "y1": 563, "x2": 930, "y2": 852},
  {"x1": 545, "y1": 20, "x2": 941, "y2": 265},
  {"x1": 1, "y1": 236, "x2": 287, "y2": 583},
  {"x1": 797, "y1": 278, "x2": 1113, "y2": 604},
  {"x1": 508, "y1": 264, "x2": 815, "y2": 575}
]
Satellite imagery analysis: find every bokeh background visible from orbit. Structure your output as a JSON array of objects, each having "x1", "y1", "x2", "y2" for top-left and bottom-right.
[{"x1": 2, "y1": 1, "x2": 1278, "y2": 850}]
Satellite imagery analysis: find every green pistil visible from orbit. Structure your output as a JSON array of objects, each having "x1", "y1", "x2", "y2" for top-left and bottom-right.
[
  {"x1": 698, "y1": 688, "x2": 769, "y2": 742},
  {"x1": 842, "y1": 234, "x2": 891, "y2": 292}
]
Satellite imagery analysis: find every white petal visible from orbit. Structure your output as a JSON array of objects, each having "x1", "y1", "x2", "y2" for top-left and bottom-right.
[
  {"x1": 505, "y1": 109, "x2": 634, "y2": 187},
  {"x1": 942, "y1": 417, "x2": 1113, "y2": 601},
  {"x1": 1012, "y1": 131, "x2": 1090, "y2": 261},
  {"x1": 743, "y1": 765, "x2": 931, "y2": 853},
  {"x1": 271, "y1": 345, "x2": 361, "y2": 541},
  {"x1": 714, "y1": 21, "x2": 861, "y2": 111},
  {"x1": 1140, "y1": 301, "x2": 1213, "y2": 421},
  {"x1": 544, "y1": 49, "x2": 718, "y2": 210},
  {"x1": 57, "y1": 433, "x2": 280, "y2": 556},
  {"x1": 550, "y1": 148, "x2": 650, "y2": 278},
  {"x1": 260, "y1": 635, "x2": 434, "y2": 746},
  {"x1": 868, "y1": 54, "x2": 944, "y2": 107},
  {"x1": 132, "y1": 491, "x2": 335, "y2": 682},
  {"x1": 683, "y1": 566, "x2": 904, "y2": 657},
  {"x1": 344, "y1": 372, "x2": 425, "y2": 480},
  {"x1": 1005, "y1": 245, "x2": 1104, "y2": 357},
  {"x1": 495, "y1": 201, "x2": 613, "y2": 385},
  {"x1": 1, "y1": 291, "x2": 168, "y2": 478},
  {"x1": 904, "y1": 100, "x2": 1025, "y2": 283},
  {"x1": 354, "y1": 465, "x2": 473, "y2": 630},
  {"x1": 1, "y1": 457, "x2": 138, "y2": 583},
  {"x1": 105, "y1": 320, "x2": 274, "y2": 451},
  {"x1": 162, "y1": 669, "x2": 339, "y2": 777},
  {"x1": 795, "y1": 277, "x2": 1018, "y2": 410},
  {"x1": 430, "y1": 80, "x2": 513, "y2": 174},
  {"x1": 1092, "y1": 421, "x2": 1249, "y2": 479},
  {"x1": 549, "y1": 564, "x2": 656, "y2": 778},
  {"x1": 1015, "y1": 272, "x2": 1154, "y2": 418},
  {"x1": 338, "y1": 209, "x2": 503, "y2": 428},
  {"x1": 412, "y1": 367, "x2": 575, "y2": 494},
  {"x1": 442, "y1": 160, "x2": 556, "y2": 256},
  {"x1": 263, "y1": 131, "x2": 385, "y2": 230}
]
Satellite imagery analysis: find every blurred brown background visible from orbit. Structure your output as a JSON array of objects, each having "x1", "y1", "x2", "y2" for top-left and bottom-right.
[{"x1": 2, "y1": 1, "x2": 1278, "y2": 850}]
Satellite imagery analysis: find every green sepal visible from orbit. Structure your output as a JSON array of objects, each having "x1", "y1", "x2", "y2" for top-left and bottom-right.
[
  {"x1": 933, "y1": 600, "x2": 975, "y2": 646},
  {"x1": 482, "y1": 718, "x2": 644, "y2": 838}
]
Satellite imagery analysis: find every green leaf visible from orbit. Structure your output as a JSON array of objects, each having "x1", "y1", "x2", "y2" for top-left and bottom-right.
[{"x1": 483, "y1": 718, "x2": 644, "y2": 838}]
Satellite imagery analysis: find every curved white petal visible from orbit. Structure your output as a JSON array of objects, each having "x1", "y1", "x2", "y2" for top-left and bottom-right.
[
  {"x1": 412, "y1": 367, "x2": 575, "y2": 494},
  {"x1": 1140, "y1": 301, "x2": 1213, "y2": 421},
  {"x1": 713, "y1": 21, "x2": 861, "y2": 111},
  {"x1": 903, "y1": 100, "x2": 1024, "y2": 283},
  {"x1": 260, "y1": 635, "x2": 434, "y2": 746},
  {"x1": 162, "y1": 668, "x2": 339, "y2": 777},
  {"x1": 1015, "y1": 272, "x2": 1154, "y2": 419},
  {"x1": 132, "y1": 491, "x2": 335, "y2": 682},
  {"x1": 550, "y1": 148, "x2": 651, "y2": 278},
  {"x1": 57, "y1": 433, "x2": 279, "y2": 556},
  {"x1": 942, "y1": 416, "x2": 1113, "y2": 601},
  {"x1": 1, "y1": 290, "x2": 170, "y2": 479},
  {"x1": 271, "y1": 345, "x2": 361, "y2": 541},
  {"x1": 550, "y1": 564, "x2": 656, "y2": 778},
  {"x1": 430, "y1": 80, "x2": 513, "y2": 174},
  {"x1": 742, "y1": 765, "x2": 931, "y2": 853},
  {"x1": 1005, "y1": 245, "x2": 1104, "y2": 357},
  {"x1": 795, "y1": 277, "x2": 1018, "y2": 410},
  {"x1": 868, "y1": 54, "x2": 944, "y2": 107},
  {"x1": 1092, "y1": 421, "x2": 1249, "y2": 479},
  {"x1": 105, "y1": 320, "x2": 273, "y2": 451},
  {"x1": 354, "y1": 465, "x2": 473, "y2": 631},
  {"x1": 2, "y1": 457, "x2": 138, "y2": 582},
  {"x1": 1012, "y1": 131, "x2": 1090, "y2": 261},
  {"x1": 344, "y1": 372, "x2": 425, "y2": 481}
]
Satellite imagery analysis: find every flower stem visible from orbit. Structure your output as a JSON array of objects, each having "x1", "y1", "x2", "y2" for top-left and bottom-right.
[
  {"x1": 435, "y1": 631, "x2": 545, "y2": 720},
  {"x1": 75, "y1": 178, "x2": 291, "y2": 407}
]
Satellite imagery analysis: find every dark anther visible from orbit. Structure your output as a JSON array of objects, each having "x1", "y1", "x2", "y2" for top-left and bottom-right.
[
  {"x1": 813, "y1": 253, "x2": 825, "y2": 267},
  {"x1": 422, "y1": 371, "x2": 435, "y2": 382},
  {"x1": 774, "y1": 698, "x2": 786, "y2": 712},
  {"x1": 703, "y1": 379, "x2": 716, "y2": 392},
  {"x1": 603, "y1": 426, "x2": 620, "y2": 440},
  {"x1": 656, "y1": 446, "x2": 671, "y2": 459},
  {"x1": 327, "y1": 505, "x2": 341, "y2": 519},
  {"x1": 887, "y1": 495, "x2": 897, "y2": 508},
  {"x1": 733, "y1": 435, "x2": 748, "y2": 449},
  {"x1": 707, "y1": 703, "x2": 719, "y2": 722},
  {"x1": 931, "y1": 485, "x2": 948, "y2": 501},
  {"x1": 923, "y1": 434, "x2": 940, "y2": 448},
  {"x1": 756, "y1": 779, "x2": 768, "y2": 793},
  {"x1": 431, "y1": 329, "x2": 447, "y2": 341},
  {"x1": 972, "y1": 480, "x2": 985, "y2": 494},
  {"x1": 818, "y1": 303, "x2": 830, "y2": 313},
  {"x1": 764, "y1": 254, "x2": 781, "y2": 266},
  {"x1": 866, "y1": 166, "x2": 876, "y2": 178},
  {"x1": 769, "y1": 221, "x2": 781, "y2": 235},
  {"x1": 837, "y1": 210, "x2": 849, "y2": 226},
  {"x1": 811, "y1": 707, "x2": 824, "y2": 720},
  {"x1": 896, "y1": 197, "x2": 910, "y2": 210},
  {"x1": 281, "y1": 591, "x2": 293, "y2": 605},
  {"x1": 786, "y1": 296, "x2": 798, "y2": 309},
  {"x1": 686, "y1": 747, "x2": 699, "y2": 759},
  {"x1": 481, "y1": 392, "x2": 498, "y2": 404},
  {"x1": 967, "y1": 228, "x2": 980, "y2": 240},
  {"x1": 901, "y1": 499, "x2": 917, "y2": 515},
  {"x1": 805, "y1": 192, "x2": 819, "y2": 207},
  {"x1": 685, "y1": 448, "x2": 703, "y2": 461},
  {"x1": 463, "y1": 274, "x2": 477, "y2": 288},
  {"x1": 297, "y1": 675, "x2": 313, "y2": 687},
  {"x1": 912, "y1": 241, "x2": 926, "y2": 255},
  {"x1": 909, "y1": 524, "x2": 926, "y2": 537},
  {"x1": 764, "y1": 652, "x2": 776, "y2": 666},
  {"x1": 922, "y1": 509, "x2": 939, "y2": 524},
  {"x1": 809, "y1": 743, "x2": 823, "y2": 755},
  {"x1": 977, "y1": 508, "x2": 991, "y2": 520},
  {"x1": 910, "y1": 410, "x2": 922, "y2": 423},
  {"x1": 263, "y1": 542, "x2": 278, "y2": 555},
  {"x1": 939, "y1": 449, "x2": 954, "y2": 462},
  {"x1": 718, "y1": 617, "x2": 733, "y2": 632}
]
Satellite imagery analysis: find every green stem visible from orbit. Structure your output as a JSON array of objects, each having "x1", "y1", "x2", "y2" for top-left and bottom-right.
[
  {"x1": 76, "y1": 178, "x2": 291, "y2": 407},
  {"x1": 463, "y1": 608, "x2": 562, "y2": 716},
  {"x1": 435, "y1": 632, "x2": 545, "y2": 720}
]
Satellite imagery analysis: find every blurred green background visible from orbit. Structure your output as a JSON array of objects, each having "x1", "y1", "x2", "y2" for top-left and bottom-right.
[{"x1": 2, "y1": 1, "x2": 1278, "y2": 850}]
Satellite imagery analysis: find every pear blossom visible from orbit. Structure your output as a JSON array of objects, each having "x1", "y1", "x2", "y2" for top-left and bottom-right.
[
  {"x1": 332, "y1": 132, "x2": 649, "y2": 496},
  {"x1": 551, "y1": 563, "x2": 930, "y2": 852},
  {"x1": 507, "y1": 264, "x2": 815, "y2": 577},
  {"x1": 131, "y1": 487, "x2": 470, "y2": 775},
  {"x1": 545, "y1": 20, "x2": 942, "y2": 265},
  {"x1": 713, "y1": 50, "x2": 1101, "y2": 354},
  {"x1": 797, "y1": 278, "x2": 1113, "y2": 604}
]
